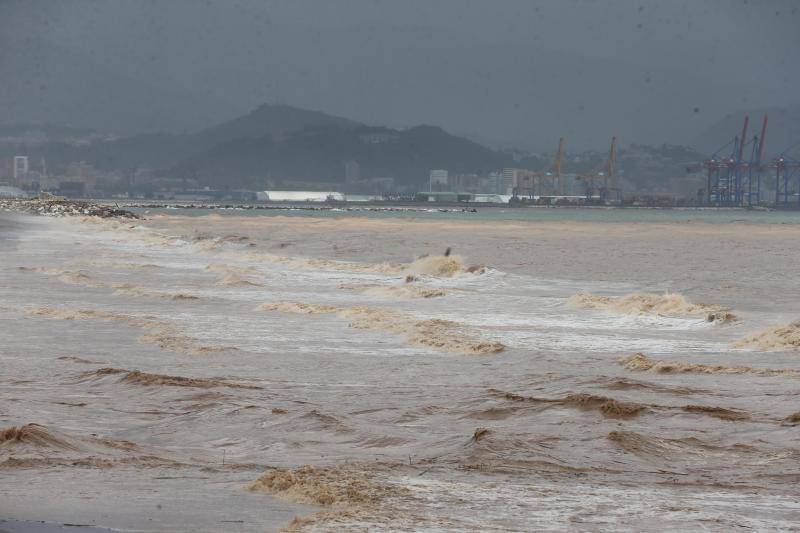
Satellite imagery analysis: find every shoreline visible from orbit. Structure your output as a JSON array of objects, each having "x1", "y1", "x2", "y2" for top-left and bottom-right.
[
  {"x1": 96, "y1": 200, "x2": 777, "y2": 212},
  {"x1": 0, "y1": 199, "x2": 138, "y2": 219}
]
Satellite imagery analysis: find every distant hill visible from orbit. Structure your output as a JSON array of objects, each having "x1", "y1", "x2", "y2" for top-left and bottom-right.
[
  {"x1": 191, "y1": 103, "x2": 359, "y2": 148},
  {"x1": 690, "y1": 106, "x2": 800, "y2": 158},
  {"x1": 4, "y1": 104, "x2": 514, "y2": 189},
  {"x1": 4, "y1": 104, "x2": 363, "y2": 172},
  {"x1": 172, "y1": 123, "x2": 513, "y2": 189},
  {"x1": 7, "y1": 102, "x2": 727, "y2": 192}
]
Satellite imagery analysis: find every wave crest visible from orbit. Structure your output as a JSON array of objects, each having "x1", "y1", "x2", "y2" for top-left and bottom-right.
[
  {"x1": 568, "y1": 291, "x2": 728, "y2": 317},
  {"x1": 405, "y1": 255, "x2": 486, "y2": 278},
  {"x1": 249, "y1": 464, "x2": 401, "y2": 507},
  {"x1": 261, "y1": 301, "x2": 505, "y2": 355},
  {"x1": 83, "y1": 367, "x2": 259, "y2": 389},
  {"x1": 733, "y1": 320, "x2": 800, "y2": 350},
  {"x1": 618, "y1": 352, "x2": 799, "y2": 376}
]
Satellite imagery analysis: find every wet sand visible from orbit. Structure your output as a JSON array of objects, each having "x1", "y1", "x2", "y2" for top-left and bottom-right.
[{"x1": 2, "y1": 211, "x2": 800, "y2": 530}]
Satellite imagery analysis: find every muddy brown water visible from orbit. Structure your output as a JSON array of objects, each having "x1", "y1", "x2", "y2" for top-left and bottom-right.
[{"x1": 2, "y1": 211, "x2": 800, "y2": 531}]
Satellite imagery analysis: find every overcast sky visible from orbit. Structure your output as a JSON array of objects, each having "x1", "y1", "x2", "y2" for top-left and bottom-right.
[{"x1": 1, "y1": 0, "x2": 798, "y2": 150}]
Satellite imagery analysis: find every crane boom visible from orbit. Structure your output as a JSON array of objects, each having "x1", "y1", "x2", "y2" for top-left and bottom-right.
[
  {"x1": 757, "y1": 115, "x2": 768, "y2": 165},
  {"x1": 738, "y1": 115, "x2": 749, "y2": 162},
  {"x1": 555, "y1": 137, "x2": 565, "y2": 195},
  {"x1": 608, "y1": 136, "x2": 617, "y2": 189}
]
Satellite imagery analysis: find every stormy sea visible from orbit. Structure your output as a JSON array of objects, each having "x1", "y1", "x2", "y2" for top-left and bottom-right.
[{"x1": 2, "y1": 208, "x2": 800, "y2": 531}]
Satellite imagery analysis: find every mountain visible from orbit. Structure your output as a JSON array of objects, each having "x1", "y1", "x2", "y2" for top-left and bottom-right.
[
  {"x1": 3, "y1": 104, "x2": 362, "y2": 172},
  {"x1": 191, "y1": 104, "x2": 359, "y2": 148},
  {"x1": 4, "y1": 103, "x2": 514, "y2": 189},
  {"x1": 690, "y1": 106, "x2": 800, "y2": 158},
  {"x1": 172, "y1": 123, "x2": 512, "y2": 189}
]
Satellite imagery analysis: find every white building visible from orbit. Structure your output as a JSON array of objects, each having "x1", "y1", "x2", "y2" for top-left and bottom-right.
[
  {"x1": 13, "y1": 156, "x2": 29, "y2": 181},
  {"x1": 485, "y1": 172, "x2": 502, "y2": 194},
  {"x1": 501, "y1": 168, "x2": 519, "y2": 195},
  {"x1": 429, "y1": 169, "x2": 448, "y2": 192}
]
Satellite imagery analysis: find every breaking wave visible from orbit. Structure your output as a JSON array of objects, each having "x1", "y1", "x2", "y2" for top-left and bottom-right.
[
  {"x1": 618, "y1": 353, "x2": 799, "y2": 376},
  {"x1": 337, "y1": 283, "x2": 447, "y2": 300},
  {"x1": 568, "y1": 291, "x2": 728, "y2": 317},
  {"x1": 339, "y1": 307, "x2": 505, "y2": 355},
  {"x1": 249, "y1": 463, "x2": 402, "y2": 507},
  {"x1": 0, "y1": 424, "x2": 79, "y2": 450},
  {"x1": 0, "y1": 423, "x2": 186, "y2": 470},
  {"x1": 404, "y1": 255, "x2": 487, "y2": 278},
  {"x1": 562, "y1": 393, "x2": 646, "y2": 418},
  {"x1": 260, "y1": 301, "x2": 505, "y2": 355},
  {"x1": 733, "y1": 320, "x2": 800, "y2": 350}
]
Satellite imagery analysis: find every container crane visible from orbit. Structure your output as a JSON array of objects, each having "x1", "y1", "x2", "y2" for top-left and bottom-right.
[
  {"x1": 576, "y1": 136, "x2": 621, "y2": 203},
  {"x1": 770, "y1": 138, "x2": 800, "y2": 206},
  {"x1": 555, "y1": 137, "x2": 565, "y2": 195},
  {"x1": 703, "y1": 115, "x2": 768, "y2": 206}
]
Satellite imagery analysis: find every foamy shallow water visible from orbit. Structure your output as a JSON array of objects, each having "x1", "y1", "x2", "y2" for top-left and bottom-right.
[{"x1": 2, "y1": 212, "x2": 800, "y2": 531}]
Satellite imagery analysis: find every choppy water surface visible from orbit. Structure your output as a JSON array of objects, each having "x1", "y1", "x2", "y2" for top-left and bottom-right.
[{"x1": 2, "y1": 211, "x2": 800, "y2": 531}]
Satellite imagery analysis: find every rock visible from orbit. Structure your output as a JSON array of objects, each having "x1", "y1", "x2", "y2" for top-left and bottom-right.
[{"x1": 0, "y1": 199, "x2": 138, "y2": 219}]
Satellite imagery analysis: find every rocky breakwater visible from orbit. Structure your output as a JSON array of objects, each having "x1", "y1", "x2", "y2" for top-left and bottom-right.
[{"x1": 0, "y1": 198, "x2": 138, "y2": 219}]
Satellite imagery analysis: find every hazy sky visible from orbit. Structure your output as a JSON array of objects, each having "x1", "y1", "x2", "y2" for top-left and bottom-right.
[{"x1": 1, "y1": 0, "x2": 798, "y2": 150}]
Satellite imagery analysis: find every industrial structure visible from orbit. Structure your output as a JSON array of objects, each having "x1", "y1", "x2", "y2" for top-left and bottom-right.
[
  {"x1": 771, "y1": 142, "x2": 800, "y2": 206},
  {"x1": 576, "y1": 136, "x2": 620, "y2": 203},
  {"x1": 509, "y1": 137, "x2": 568, "y2": 200},
  {"x1": 700, "y1": 114, "x2": 800, "y2": 207},
  {"x1": 703, "y1": 115, "x2": 768, "y2": 206}
]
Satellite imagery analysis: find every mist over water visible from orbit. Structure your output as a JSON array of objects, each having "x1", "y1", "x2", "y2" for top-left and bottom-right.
[{"x1": 2, "y1": 210, "x2": 800, "y2": 530}]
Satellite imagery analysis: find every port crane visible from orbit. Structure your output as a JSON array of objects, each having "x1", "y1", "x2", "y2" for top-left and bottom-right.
[
  {"x1": 702, "y1": 115, "x2": 768, "y2": 206},
  {"x1": 511, "y1": 137, "x2": 567, "y2": 200},
  {"x1": 536, "y1": 137, "x2": 567, "y2": 197},
  {"x1": 770, "y1": 140, "x2": 800, "y2": 206},
  {"x1": 576, "y1": 136, "x2": 620, "y2": 203},
  {"x1": 554, "y1": 137, "x2": 565, "y2": 195}
]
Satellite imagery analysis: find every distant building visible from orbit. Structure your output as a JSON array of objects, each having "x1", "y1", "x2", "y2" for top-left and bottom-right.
[
  {"x1": 62, "y1": 161, "x2": 97, "y2": 195},
  {"x1": 363, "y1": 176, "x2": 395, "y2": 193},
  {"x1": 502, "y1": 168, "x2": 540, "y2": 196},
  {"x1": 13, "y1": 156, "x2": 29, "y2": 181},
  {"x1": 429, "y1": 169, "x2": 448, "y2": 192},
  {"x1": 485, "y1": 172, "x2": 502, "y2": 194},
  {"x1": 416, "y1": 191, "x2": 474, "y2": 203},
  {"x1": 344, "y1": 160, "x2": 360, "y2": 184},
  {"x1": 448, "y1": 174, "x2": 480, "y2": 193},
  {"x1": 501, "y1": 168, "x2": 518, "y2": 195}
]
